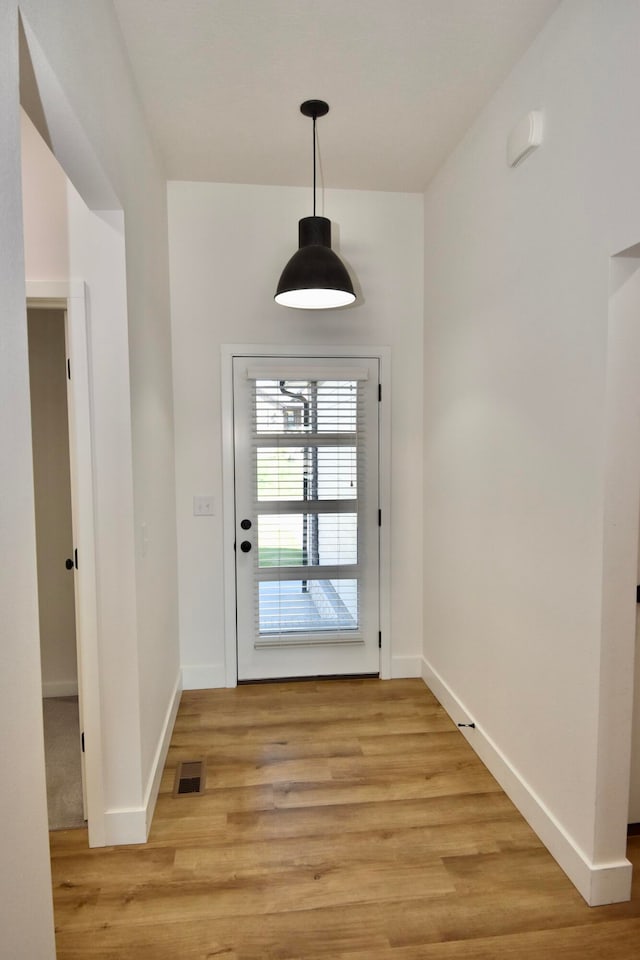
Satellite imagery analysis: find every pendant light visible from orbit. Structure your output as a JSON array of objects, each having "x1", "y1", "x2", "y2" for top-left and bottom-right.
[{"x1": 275, "y1": 100, "x2": 356, "y2": 309}]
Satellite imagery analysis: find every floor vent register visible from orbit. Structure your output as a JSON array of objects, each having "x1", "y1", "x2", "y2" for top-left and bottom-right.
[{"x1": 173, "y1": 759, "x2": 206, "y2": 797}]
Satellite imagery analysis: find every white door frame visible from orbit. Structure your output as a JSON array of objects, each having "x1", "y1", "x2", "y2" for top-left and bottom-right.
[
  {"x1": 27, "y1": 280, "x2": 105, "y2": 847},
  {"x1": 221, "y1": 344, "x2": 392, "y2": 687}
]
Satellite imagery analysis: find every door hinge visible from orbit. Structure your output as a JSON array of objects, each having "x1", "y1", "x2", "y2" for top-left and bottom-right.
[
  {"x1": 378, "y1": 383, "x2": 382, "y2": 402},
  {"x1": 378, "y1": 509, "x2": 382, "y2": 527},
  {"x1": 81, "y1": 732, "x2": 85, "y2": 753},
  {"x1": 67, "y1": 358, "x2": 71, "y2": 380},
  {"x1": 378, "y1": 631, "x2": 382, "y2": 649}
]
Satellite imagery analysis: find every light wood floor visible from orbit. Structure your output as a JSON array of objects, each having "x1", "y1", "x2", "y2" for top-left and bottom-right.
[{"x1": 50, "y1": 678, "x2": 640, "y2": 959}]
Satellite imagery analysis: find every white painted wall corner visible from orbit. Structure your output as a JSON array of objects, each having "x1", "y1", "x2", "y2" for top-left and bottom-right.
[
  {"x1": 181, "y1": 663, "x2": 228, "y2": 690},
  {"x1": 143, "y1": 671, "x2": 182, "y2": 836},
  {"x1": 103, "y1": 806, "x2": 148, "y2": 846},
  {"x1": 421, "y1": 656, "x2": 632, "y2": 907},
  {"x1": 103, "y1": 670, "x2": 181, "y2": 845},
  {"x1": 390, "y1": 655, "x2": 422, "y2": 678}
]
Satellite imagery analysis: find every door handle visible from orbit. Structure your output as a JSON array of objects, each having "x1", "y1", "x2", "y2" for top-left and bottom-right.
[
  {"x1": 65, "y1": 558, "x2": 74, "y2": 570},
  {"x1": 240, "y1": 541, "x2": 252, "y2": 553},
  {"x1": 240, "y1": 518, "x2": 252, "y2": 530}
]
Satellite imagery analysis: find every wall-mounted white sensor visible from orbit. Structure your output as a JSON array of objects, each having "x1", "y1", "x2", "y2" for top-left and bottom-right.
[{"x1": 507, "y1": 111, "x2": 544, "y2": 167}]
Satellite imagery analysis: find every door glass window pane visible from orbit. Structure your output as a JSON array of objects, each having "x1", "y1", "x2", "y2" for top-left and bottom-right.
[
  {"x1": 255, "y1": 380, "x2": 358, "y2": 434},
  {"x1": 256, "y1": 447, "x2": 357, "y2": 501},
  {"x1": 259, "y1": 579, "x2": 358, "y2": 634},
  {"x1": 258, "y1": 513, "x2": 357, "y2": 568}
]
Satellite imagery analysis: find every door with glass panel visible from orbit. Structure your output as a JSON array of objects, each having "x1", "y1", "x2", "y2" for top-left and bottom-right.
[{"x1": 233, "y1": 356, "x2": 380, "y2": 680}]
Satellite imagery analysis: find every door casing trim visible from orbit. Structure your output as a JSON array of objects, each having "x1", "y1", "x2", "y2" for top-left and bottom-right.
[{"x1": 221, "y1": 344, "x2": 392, "y2": 687}]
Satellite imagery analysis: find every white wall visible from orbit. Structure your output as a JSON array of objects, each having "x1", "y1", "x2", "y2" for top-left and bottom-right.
[
  {"x1": 1, "y1": 0, "x2": 179, "y2": 947},
  {"x1": 168, "y1": 182, "x2": 423, "y2": 687},
  {"x1": 20, "y1": 104, "x2": 69, "y2": 276},
  {"x1": 64, "y1": 183, "x2": 144, "y2": 825},
  {"x1": 0, "y1": 1, "x2": 56, "y2": 952},
  {"x1": 18, "y1": 0, "x2": 180, "y2": 839},
  {"x1": 21, "y1": 108, "x2": 145, "y2": 832},
  {"x1": 422, "y1": 0, "x2": 640, "y2": 905},
  {"x1": 18, "y1": 1, "x2": 181, "y2": 817}
]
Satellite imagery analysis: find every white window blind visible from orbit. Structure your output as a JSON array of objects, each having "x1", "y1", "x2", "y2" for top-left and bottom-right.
[{"x1": 248, "y1": 377, "x2": 368, "y2": 645}]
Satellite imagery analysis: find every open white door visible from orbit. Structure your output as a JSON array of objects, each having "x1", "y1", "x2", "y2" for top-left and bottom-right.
[{"x1": 63, "y1": 293, "x2": 101, "y2": 828}]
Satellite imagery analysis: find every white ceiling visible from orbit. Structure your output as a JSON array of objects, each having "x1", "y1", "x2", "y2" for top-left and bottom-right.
[{"x1": 112, "y1": 0, "x2": 560, "y2": 193}]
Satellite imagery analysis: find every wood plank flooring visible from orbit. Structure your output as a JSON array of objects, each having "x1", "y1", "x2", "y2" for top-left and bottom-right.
[{"x1": 50, "y1": 678, "x2": 640, "y2": 959}]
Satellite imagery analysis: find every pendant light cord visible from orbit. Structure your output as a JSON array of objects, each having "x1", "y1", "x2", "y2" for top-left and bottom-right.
[{"x1": 312, "y1": 114, "x2": 317, "y2": 217}]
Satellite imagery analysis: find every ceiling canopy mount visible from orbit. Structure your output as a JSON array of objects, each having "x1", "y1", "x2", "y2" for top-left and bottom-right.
[{"x1": 300, "y1": 99, "x2": 329, "y2": 119}]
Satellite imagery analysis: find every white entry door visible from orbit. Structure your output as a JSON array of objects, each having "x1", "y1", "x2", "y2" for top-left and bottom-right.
[{"x1": 233, "y1": 356, "x2": 380, "y2": 680}]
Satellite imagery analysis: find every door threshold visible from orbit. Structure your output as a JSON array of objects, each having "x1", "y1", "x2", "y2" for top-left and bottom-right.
[{"x1": 237, "y1": 673, "x2": 380, "y2": 685}]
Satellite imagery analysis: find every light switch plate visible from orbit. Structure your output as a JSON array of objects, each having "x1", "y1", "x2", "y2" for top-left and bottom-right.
[{"x1": 193, "y1": 495, "x2": 215, "y2": 516}]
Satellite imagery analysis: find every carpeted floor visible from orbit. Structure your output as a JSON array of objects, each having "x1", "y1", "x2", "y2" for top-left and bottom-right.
[{"x1": 43, "y1": 696, "x2": 85, "y2": 831}]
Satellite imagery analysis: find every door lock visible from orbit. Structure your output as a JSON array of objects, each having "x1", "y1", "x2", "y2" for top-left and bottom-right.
[
  {"x1": 240, "y1": 519, "x2": 252, "y2": 530},
  {"x1": 240, "y1": 541, "x2": 252, "y2": 553}
]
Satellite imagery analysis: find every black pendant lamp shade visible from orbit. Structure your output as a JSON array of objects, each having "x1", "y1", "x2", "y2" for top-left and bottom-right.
[
  {"x1": 275, "y1": 101, "x2": 356, "y2": 310},
  {"x1": 275, "y1": 215, "x2": 356, "y2": 309}
]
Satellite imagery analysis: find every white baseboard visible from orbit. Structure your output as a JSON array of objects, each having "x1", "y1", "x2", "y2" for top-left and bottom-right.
[
  {"x1": 421, "y1": 655, "x2": 632, "y2": 907},
  {"x1": 103, "y1": 671, "x2": 182, "y2": 846},
  {"x1": 391, "y1": 655, "x2": 422, "y2": 678},
  {"x1": 42, "y1": 680, "x2": 78, "y2": 698},
  {"x1": 143, "y1": 671, "x2": 182, "y2": 836},
  {"x1": 103, "y1": 806, "x2": 148, "y2": 846},
  {"x1": 182, "y1": 663, "x2": 228, "y2": 690}
]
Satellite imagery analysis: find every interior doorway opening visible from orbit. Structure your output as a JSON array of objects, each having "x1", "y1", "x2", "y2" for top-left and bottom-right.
[
  {"x1": 27, "y1": 304, "x2": 85, "y2": 830},
  {"x1": 26, "y1": 283, "x2": 104, "y2": 847}
]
